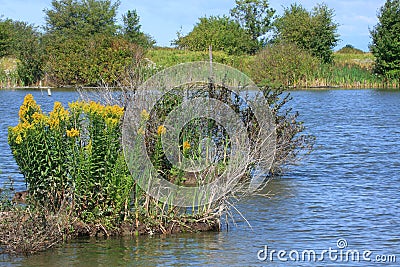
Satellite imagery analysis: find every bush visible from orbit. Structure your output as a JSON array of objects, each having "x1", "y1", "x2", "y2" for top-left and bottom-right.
[
  {"x1": 8, "y1": 94, "x2": 132, "y2": 225},
  {"x1": 251, "y1": 42, "x2": 319, "y2": 87},
  {"x1": 44, "y1": 35, "x2": 145, "y2": 86},
  {"x1": 173, "y1": 16, "x2": 258, "y2": 55}
]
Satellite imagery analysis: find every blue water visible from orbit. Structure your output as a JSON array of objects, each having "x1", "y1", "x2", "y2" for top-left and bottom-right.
[{"x1": 1, "y1": 89, "x2": 399, "y2": 266}]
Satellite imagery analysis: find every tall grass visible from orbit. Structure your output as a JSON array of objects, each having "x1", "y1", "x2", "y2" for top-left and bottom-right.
[
  {"x1": 0, "y1": 57, "x2": 19, "y2": 88},
  {"x1": 147, "y1": 48, "x2": 253, "y2": 76},
  {"x1": 147, "y1": 48, "x2": 399, "y2": 89}
]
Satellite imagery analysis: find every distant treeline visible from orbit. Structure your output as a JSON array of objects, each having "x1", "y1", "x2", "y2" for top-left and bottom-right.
[{"x1": 0, "y1": 0, "x2": 399, "y2": 88}]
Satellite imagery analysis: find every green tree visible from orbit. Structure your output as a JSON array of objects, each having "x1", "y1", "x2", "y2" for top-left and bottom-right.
[
  {"x1": 12, "y1": 22, "x2": 44, "y2": 85},
  {"x1": 43, "y1": 0, "x2": 147, "y2": 86},
  {"x1": 0, "y1": 18, "x2": 13, "y2": 57},
  {"x1": 369, "y1": 0, "x2": 400, "y2": 79},
  {"x1": 230, "y1": 0, "x2": 275, "y2": 47},
  {"x1": 44, "y1": 0, "x2": 120, "y2": 36},
  {"x1": 274, "y1": 3, "x2": 339, "y2": 64},
  {"x1": 45, "y1": 34, "x2": 144, "y2": 86},
  {"x1": 121, "y1": 10, "x2": 155, "y2": 48},
  {"x1": 337, "y1": 44, "x2": 364, "y2": 54},
  {"x1": 0, "y1": 19, "x2": 44, "y2": 85},
  {"x1": 174, "y1": 16, "x2": 257, "y2": 55}
]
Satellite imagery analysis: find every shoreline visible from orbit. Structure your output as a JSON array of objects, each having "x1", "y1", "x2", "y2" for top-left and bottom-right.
[{"x1": 1, "y1": 85, "x2": 399, "y2": 91}]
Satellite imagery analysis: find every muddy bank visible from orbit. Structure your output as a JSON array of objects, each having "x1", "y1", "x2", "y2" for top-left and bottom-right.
[{"x1": 0, "y1": 208, "x2": 220, "y2": 255}]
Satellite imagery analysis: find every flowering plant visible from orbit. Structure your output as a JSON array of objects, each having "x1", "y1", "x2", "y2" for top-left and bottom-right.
[{"x1": 8, "y1": 94, "x2": 131, "y2": 224}]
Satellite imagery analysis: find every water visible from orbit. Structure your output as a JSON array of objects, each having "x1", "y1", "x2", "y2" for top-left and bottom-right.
[{"x1": 1, "y1": 89, "x2": 399, "y2": 266}]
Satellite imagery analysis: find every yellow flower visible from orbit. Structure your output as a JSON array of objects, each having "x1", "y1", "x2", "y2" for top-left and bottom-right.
[
  {"x1": 104, "y1": 105, "x2": 123, "y2": 118},
  {"x1": 110, "y1": 105, "x2": 124, "y2": 118},
  {"x1": 68, "y1": 101, "x2": 85, "y2": 113},
  {"x1": 183, "y1": 141, "x2": 191, "y2": 151},
  {"x1": 31, "y1": 112, "x2": 46, "y2": 124},
  {"x1": 157, "y1": 125, "x2": 166, "y2": 135},
  {"x1": 106, "y1": 118, "x2": 119, "y2": 127},
  {"x1": 141, "y1": 109, "x2": 150, "y2": 121},
  {"x1": 18, "y1": 94, "x2": 42, "y2": 123},
  {"x1": 85, "y1": 140, "x2": 92, "y2": 152},
  {"x1": 15, "y1": 135, "x2": 23, "y2": 144},
  {"x1": 49, "y1": 102, "x2": 69, "y2": 129},
  {"x1": 66, "y1": 128, "x2": 80, "y2": 138},
  {"x1": 18, "y1": 105, "x2": 28, "y2": 121},
  {"x1": 137, "y1": 126, "x2": 145, "y2": 135}
]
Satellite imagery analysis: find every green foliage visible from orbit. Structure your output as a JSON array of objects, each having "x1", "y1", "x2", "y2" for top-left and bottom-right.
[
  {"x1": 146, "y1": 48, "x2": 253, "y2": 75},
  {"x1": 44, "y1": 34, "x2": 144, "y2": 86},
  {"x1": 230, "y1": 0, "x2": 275, "y2": 47},
  {"x1": 44, "y1": 0, "x2": 120, "y2": 37},
  {"x1": 0, "y1": 18, "x2": 13, "y2": 57},
  {"x1": 0, "y1": 19, "x2": 44, "y2": 85},
  {"x1": 8, "y1": 95, "x2": 132, "y2": 224},
  {"x1": 252, "y1": 42, "x2": 319, "y2": 87},
  {"x1": 370, "y1": 0, "x2": 400, "y2": 79},
  {"x1": 174, "y1": 16, "x2": 258, "y2": 55},
  {"x1": 42, "y1": 1, "x2": 152, "y2": 87},
  {"x1": 122, "y1": 10, "x2": 155, "y2": 48},
  {"x1": 12, "y1": 22, "x2": 45, "y2": 85},
  {"x1": 337, "y1": 44, "x2": 365, "y2": 54},
  {"x1": 147, "y1": 48, "x2": 398, "y2": 89},
  {"x1": 274, "y1": 3, "x2": 339, "y2": 64}
]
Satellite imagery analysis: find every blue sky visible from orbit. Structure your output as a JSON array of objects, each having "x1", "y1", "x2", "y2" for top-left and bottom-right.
[{"x1": 0, "y1": 0, "x2": 385, "y2": 51}]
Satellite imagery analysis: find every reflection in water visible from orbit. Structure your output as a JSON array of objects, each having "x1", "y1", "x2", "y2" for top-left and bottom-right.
[{"x1": 1, "y1": 89, "x2": 400, "y2": 266}]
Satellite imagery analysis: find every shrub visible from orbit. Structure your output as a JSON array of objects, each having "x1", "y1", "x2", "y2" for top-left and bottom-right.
[{"x1": 251, "y1": 42, "x2": 319, "y2": 87}]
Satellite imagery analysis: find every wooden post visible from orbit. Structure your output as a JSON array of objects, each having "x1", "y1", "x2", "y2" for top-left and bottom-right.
[{"x1": 209, "y1": 45, "x2": 213, "y2": 77}]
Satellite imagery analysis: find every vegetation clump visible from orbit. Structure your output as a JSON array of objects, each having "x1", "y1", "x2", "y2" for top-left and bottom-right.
[{"x1": 2, "y1": 73, "x2": 313, "y2": 253}]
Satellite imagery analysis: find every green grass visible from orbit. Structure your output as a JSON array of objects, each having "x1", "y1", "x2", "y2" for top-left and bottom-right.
[
  {"x1": 146, "y1": 47, "x2": 254, "y2": 76},
  {"x1": 0, "y1": 57, "x2": 18, "y2": 71},
  {"x1": 333, "y1": 52, "x2": 375, "y2": 70},
  {"x1": 147, "y1": 48, "x2": 399, "y2": 88},
  {"x1": 2, "y1": 48, "x2": 397, "y2": 89},
  {"x1": 0, "y1": 57, "x2": 19, "y2": 88}
]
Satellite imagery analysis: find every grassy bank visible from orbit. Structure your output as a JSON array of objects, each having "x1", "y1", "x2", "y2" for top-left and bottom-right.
[
  {"x1": 2, "y1": 48, "x2": 398, "y2": 89},
  {"x1": 146, "y1": 48, "x2": 399, "y2": 89}
]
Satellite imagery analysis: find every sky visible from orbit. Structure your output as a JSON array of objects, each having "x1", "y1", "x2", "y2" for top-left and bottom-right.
[{"x1": 0, "y1": 0, "x2": 386, "y2": 52}]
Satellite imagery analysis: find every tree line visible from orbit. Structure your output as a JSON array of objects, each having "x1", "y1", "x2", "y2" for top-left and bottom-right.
[
  {"x1": 0, "y1": 0, "x2": 153, "y2": 86},
  {"x1": 0, "y1": 0, "x2": 399, "y2": 87}
]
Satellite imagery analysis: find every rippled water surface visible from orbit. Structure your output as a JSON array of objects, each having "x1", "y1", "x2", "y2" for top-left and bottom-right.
[{"x1": 1, "y1": 89, "x2": 399, "y2": 266}]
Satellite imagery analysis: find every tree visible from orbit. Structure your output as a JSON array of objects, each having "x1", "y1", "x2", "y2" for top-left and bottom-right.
[
  {"x1": 0, "y1": 18, "x2": 13, "y2": 57},
  {"x1": 274, "y1": 3, "x2": 339, "y2": 64},
  {"x1": 43, "y1": 0, "x2": 148, "y2": 86},
  {"x1": 44, "y1": 0, "x2": 120, "y2": 36},
  {"x1": 12, "y1": 22, "x2": 45, "y2": 85},
  {"x1": 174, "y1": 16, "x2": 257, "y2": 55},
  {"x1": 121, "y1": 10, "x2": 155, "y2": 48},
  {"x1": 230, "y1": 0, "x2": 275, "y2": 47},
  {"x1": 369, "y1": 0, "x2": 400, "y2": 79},
  {"x1": 337, "y1": 44, "x2": 364, "y2": 54},
  {"x1": 45, "y1": 34, "x2": 144, "y2": 86},
  {"x1": 0, "y1": 19, "x2": 44, "y2": 85}
]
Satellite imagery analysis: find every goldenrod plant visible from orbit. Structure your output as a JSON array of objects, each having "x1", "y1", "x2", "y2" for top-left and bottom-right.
[{"x1": 8, "y1": 94, "x2": 131, "y2": 226}]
